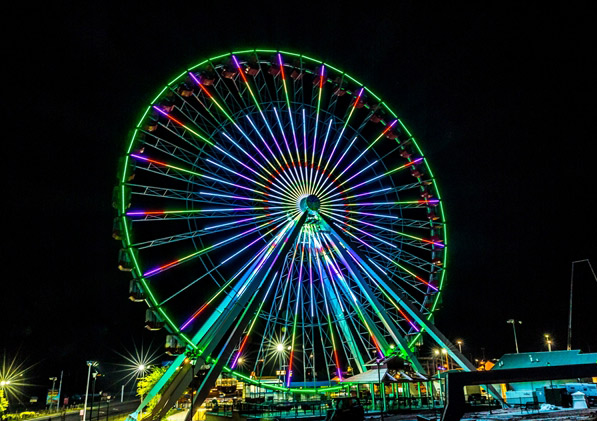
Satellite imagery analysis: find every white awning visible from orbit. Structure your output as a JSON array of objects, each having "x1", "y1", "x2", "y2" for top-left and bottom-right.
[{"x1": 342, "y1": 368, "x2": 407, "y2": 384}]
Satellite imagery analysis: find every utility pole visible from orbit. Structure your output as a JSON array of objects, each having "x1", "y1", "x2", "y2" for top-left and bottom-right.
[
  {"x1": 568, "y1": 259, "x2": 597, "y2": 350},
  {"x1": 83, "y1": 361, "x2": 98, "y2": 421},
  {"x1": 57, "y1": 371, "x2": 63, "y2": 411},
  {"x1": 507, "y1": 320, "x2": 522, "y2": 353},
  {"x1": 49, "y1": 377, "x2": 58, "y2": 411}
]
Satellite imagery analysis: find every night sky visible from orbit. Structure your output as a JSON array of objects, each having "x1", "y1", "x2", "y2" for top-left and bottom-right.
[{"x1": 2, "y1": 2, "x2": 596, "y2": 402}]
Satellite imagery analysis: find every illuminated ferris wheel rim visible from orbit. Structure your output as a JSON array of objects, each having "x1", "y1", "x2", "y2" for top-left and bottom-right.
[{"x1": 116, "y1": 48, "x2": 447, "y2": 393}]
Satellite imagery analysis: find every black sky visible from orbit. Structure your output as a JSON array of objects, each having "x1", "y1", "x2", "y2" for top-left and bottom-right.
[{"x1": 2, "y1": 2, "x2": 596, "y2": 399}]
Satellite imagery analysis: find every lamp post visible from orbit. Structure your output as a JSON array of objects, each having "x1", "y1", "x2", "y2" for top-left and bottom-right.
[
  {"x1": 137, "y1": 364, "x2": 146, "y2": 407},
  {"x1": 90, "y1": 371, "x2": 99, "y2": 421},
  {"x1": 506, "y1": 319, "x2": 522, "y2": 353},
  {"x1": 83, "y1": 361, "x2": 98, "y2": 421},
  {"x1": 456, "y1": 340, "x2": 463, "y2": 354},
  {"x1": 568, "y1": 259, "x2": 597, "y2": 350},
  {"x1": 49, "y1": 377, "x2": 58, "y2": 411},
  {"x1": 376, "y1": 357, "x2": 385, "y2": 421},
  {"x1": 185, "y1": 349, "x2": 199, "y2": 421},
  {"x1": 544, "y1": 334, "x2": 552, "y2": 352}
]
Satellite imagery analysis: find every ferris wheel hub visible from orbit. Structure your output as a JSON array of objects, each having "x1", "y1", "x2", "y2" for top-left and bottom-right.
[{"x1": 299, "y1": 194, "x2": 320, "y2": 211}]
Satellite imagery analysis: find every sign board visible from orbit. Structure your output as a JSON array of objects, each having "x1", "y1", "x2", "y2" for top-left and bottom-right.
[{"x1": 46, "y1": 389, "x2": 59, "y2": 405}]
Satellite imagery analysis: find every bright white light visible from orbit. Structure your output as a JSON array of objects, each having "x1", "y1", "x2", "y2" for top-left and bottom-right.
[
  {"x1": 276, "y1": 344, "x2": 284, "y2": 352},
  {"x1": 1, "y1": 352, "x2": 34, "y2": 404},
  {"x1": 113, "y1": 341, "x2": 159, "y2": 388}
]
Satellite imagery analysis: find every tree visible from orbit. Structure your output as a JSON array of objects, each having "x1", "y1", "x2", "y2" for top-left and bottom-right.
[
  {"x1": 0, "y1": 389, "x2": 9, "y2": 417},
  {"x1": 136, "y1": 366, "x2": 167, "y2": 418}
]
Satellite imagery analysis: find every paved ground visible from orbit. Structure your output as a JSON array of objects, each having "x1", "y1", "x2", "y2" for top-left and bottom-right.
[
  {"x1": 366, "y1": 407, "x2": 597, "y2": 420},
  {"x1": 165, "y1": 407, "x2": 597, "y2": 421}
]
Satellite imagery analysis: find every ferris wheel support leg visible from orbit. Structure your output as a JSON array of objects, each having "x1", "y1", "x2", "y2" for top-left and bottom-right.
[
  {"x1": 316, "y1": 263, "x2": 368, "y2": 373},
  {"x1": 131, "y1": 241, "x2": 287, "y2": 419},
  {"x1": 323, "y1": 229, "x2": 425, "y2": 374},
  {"x1": 182, "y1": 211, "x2": 309, "y2": 420},
  {"x1": 321, "y1": 216, "x2": 504, "y2": 404},
  {"x1": 134, "y1": 213, "x2": 309, "y2": 421}
]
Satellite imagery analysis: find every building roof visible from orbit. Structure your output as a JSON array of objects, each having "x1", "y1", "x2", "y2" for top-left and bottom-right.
[
  {"x1": 340, "y1": 367, "x2": 423, "y2": 384},
  {"x1": 493, "y1": 350, "x2": 597, "y2": 370}
]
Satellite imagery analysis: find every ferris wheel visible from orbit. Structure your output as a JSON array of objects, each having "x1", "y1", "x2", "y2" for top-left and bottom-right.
[{"x1": 114, "y1": 49, "x2": 463, "y2": 417}]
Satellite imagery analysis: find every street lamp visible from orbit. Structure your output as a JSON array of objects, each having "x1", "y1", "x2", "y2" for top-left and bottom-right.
[
  {"x1": 433, "y1": 349, "x2": 440, "y2": 374},
  {"x1": 506, "y1": 319, "x2": 522, "y2": 353},
  {"x1": 544, "y1": 334, "x2": 552, "y2": 352},
  {"x1": 567, "y1": 259, "x2": 597, "y2": 350},
  {"x1": 456, "y1": 340, "x2": 463, "y2": 353},
  {"x1": 48, "y1": 377, "x2": 58, "y2": 411},
  {"x1": 441, "y1": 349, "x2": 449, "y2": 371},
  {"x1": 376, "y1": 357, "x2": 385, "y2": 421},
  {"x1": 83, "y1": 361, "x2": 98, "y2": 421}
]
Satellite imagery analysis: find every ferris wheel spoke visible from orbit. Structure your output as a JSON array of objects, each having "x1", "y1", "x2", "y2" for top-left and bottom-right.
[
  {"x1": 321, "y1": 199, "x2": 438, "y2": 211},
  {"x1": 172, "y1": 217, "x2": 298, "y2": 325},
  {"x1": 130, "y1": 153, "x2": 278, "y2": 200},
  {"x1": 142, "y1": 212, "x2": 298, "y2": 278},
  {"x1": 230, "y1": 269, "x2": 280, "y2": 370},
  {"x1": 332, "y1": 209, "x2": 443, "y2": 230},
  {"x1": 198, "y1": 191, "x2": 291, "y2": 208},
  {"x1": 231, "y1": 56, "x2": 295, "y2": 173},
  {"x1": 340, "y1": 225, "x2": 435, "y2": 282},
  {"x1": 318, "y1": 87, "x2": 365, "y2": 188},
  {"x1": 203, "y1": 158, "x2": 290, "y2": 202},
  {"x1": 328, "y1": 239, "x2": 423, "y2": 363},
  {"x1": 316, "y1": 158, "x2": 379, "y2": 199},
  {"x1": 261, "y1": 105, "x2": 303, "y2": 193},
  {"x1": 321, "y1": 157, "x2": 424, "y2": 201},
  {"x1": 202, "y1": 210, "x2": 289, "y2": 232},
  {"x1": 127, "y1": 206, "x2": 288, "y2": 219},
  {"x1": 277, "y1": 54, "x2": 303, "y2": 177},
  {"x1": 126, "y1": 182, "x2": 238, "y2": 206},
  {"x1": 139, "y1": 128, "x2": 207, "y2": 167},
  {"x1": 321, "y1": 209, "x2": 443, "y2": 250},
  {"x1": 310, "y1": 119, "x2": 335, "y2": 195},
  {"x1": 315, "y1": 122, "x2": 398, "y2": 203},
  {"x1": 242, "y1": 114, "x2": 307, "y2": 201},
  {"x1": 325, "y1": 181, "x2": 426, "y2": 204},
  {"x1": 146, "y1": 113, "x2": 271, "y2": 188},
  {"x1": 136, "y1": 132, "x2": 274, "y2": 195},
  {"x1": 131, "y1": 213, "x2": 288, "y2": 253},
  {"x1": 311, "y1": 236, "x2": 346, "y2": 380},
  {"x1": 187, "y1": 76, "x2": 278, "y2": 178},
  {"x1": 341, "y1": 247, "x2": 421, "y2": 334},
  {"x1": 205, "y1": 62, "x2": 247, "y2": 115},
  {"x1": 327, "y1": 220, "x2": 437, "y2": 293},
  {"x1": 315, "y1": 231, "x2": 386, "y2": 359},
  {"x1": 181, "y1": 216, "x2": 301, "y2": 338},
  {"x1": 243, "y1": 115, "x2": 284, "y2": 171},
  {"x1": 243, "y1": 115, "x2": 304, "y2": 198},
  {"x1": 329, "y1": 231, "x2": 426, "y2": 335},
  {"x1": 315, "y1": 126, "x2": 398, "y2": 201},
  {"x1": 300, "y1": 109, "x2": 312, "y2": 193},
  {"x1": 272, "y1": 107, "x2": 306, "y2": 193},
  {"x1": 153, "y1": 106, "x2": 247, "y2": 174}
]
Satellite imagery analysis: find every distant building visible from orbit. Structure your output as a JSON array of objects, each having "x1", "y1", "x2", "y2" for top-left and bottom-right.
[{"x1": 491, "y1": 350, "x2": 597, "y2": 405}]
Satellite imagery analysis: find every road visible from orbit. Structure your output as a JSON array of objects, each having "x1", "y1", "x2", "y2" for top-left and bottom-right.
[{"x1": 27, "y1": 400, "x2": 139, "y2": 421}]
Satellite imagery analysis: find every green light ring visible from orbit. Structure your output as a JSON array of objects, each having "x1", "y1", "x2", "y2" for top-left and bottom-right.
[{"x1": 116, "y1": 48, "x2": 448, "y2": 389}]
